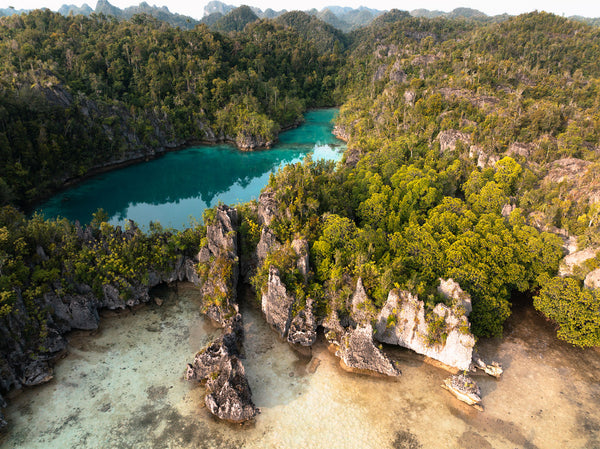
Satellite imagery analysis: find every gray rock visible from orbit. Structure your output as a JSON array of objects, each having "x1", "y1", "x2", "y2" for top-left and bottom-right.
[
  {"x1": 186, "y1": 315, "x2": 258, "y2": 423},
  {"x1": 287, "y1": 298, "x2": 317, "y2": 347},
  {"x1": 261, "y1": 266, "x2": 295, "y2": 338},
  {"x1": 291, "y1": 237, "x2": 309, "y2": 281},
  {"x1": 437, "y1": 278, "x2": 472, "y2": 316},
  {"x1": 257, "y1": 189, "x2": 277, "y2": 226},
  {"x1": 45, "y1": 291, "x2": 99, "y2": 330},
  {"x1": 438, "y1": 130, "x2": 471, "y2": 153},
  {"x1": 336, "y1": 324, "x2": 400, "y2": 377},
  {"x1": 198, "y1": 205, "x2": 240, "y2": 327},
  {"x1": 256, "y1": 226, "x2": 280, "y2": 264},
  {"x1": 350, "y1": 277, "x2": 373, "y2": 326},
  {"x1": 21, "y1": 360, "x2": 53, "y2": 386}
]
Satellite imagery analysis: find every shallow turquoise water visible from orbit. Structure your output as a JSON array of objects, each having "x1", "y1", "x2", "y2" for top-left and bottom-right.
[{"x1": 36, "y1": 109, "x2": 344, "y2": 229}]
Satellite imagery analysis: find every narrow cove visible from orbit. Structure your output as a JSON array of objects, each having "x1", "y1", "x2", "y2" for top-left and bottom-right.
[{"x1": 2, "y1": 109, "x2": 599, "y2": 448}]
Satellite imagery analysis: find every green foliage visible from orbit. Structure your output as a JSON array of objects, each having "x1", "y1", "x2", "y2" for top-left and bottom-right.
[{"x1": 534, "y1": 275, "x2": 600, "y2": 347}]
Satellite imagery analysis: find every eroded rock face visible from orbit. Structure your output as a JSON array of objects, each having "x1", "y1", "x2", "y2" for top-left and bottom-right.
[
  {"x1": 197, "y1": 205, "x2": 240, "y2": 327},
  {"x1": 374, "y1": 286, "x2": 475, "y2": 371},
  {"x1": 437, "y1": 278, "x2": 472, "y2": 316},
  {"x1": 442, "y1": 374, "x2": 482, "y2": 409},
  {"x1": 558, "y1": 247, "x2": 598, "y2": 277},
  {"x1": 186, "y1": 315, "x2": 259, "y2": 423},
  {"x1": 438, "y1": 130, "x2": 471, "y2": 153},
  {"x1": 287, "y1": 298, "x2": 317, "y2": 347},
  {"x1": 257, "y1": 189, "x2": 277, "y2": 226},
  {"x1": 256, "y1": 227, "x2": 280, "y2": 264},
  {"x1": 350, "y1": 277, "x2": 374, "y2": 326},
  {"x1": 235, "y1": 132, "x2": 273, "y2": 151},
  {"x1": 584, "y1": 268, "x2": 600, "y2": 289},
  {"x1": 261, "y1": 266, "x2": 295, "y2": 339},
  {"x1": 336, "y1": 324, "x2": 400, "y2": 377}
]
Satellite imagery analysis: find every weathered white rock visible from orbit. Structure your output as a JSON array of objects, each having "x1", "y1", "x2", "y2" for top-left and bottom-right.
[
  {"x1": 375, "y1": 288, "x2": 475, "y2": 371},
  {"x1": 558, "y1": 247, "x2": 598, "y2": 277},
  {"x1": 256, "y1": 226, "x2": 280, "y2": 264},
  {"x1": 442, "y1": 374, "x2": 482, "y2": 409},
  {"x1": 336, "y1": 324, "x2": 401, "y2": 377},
  {"x1": 287, "y1": 298, "x2": 317, "y2": 347},
  {"x1": 257, "y1": 189, "x2": 277, "y2": 226},
  {"x1": 437, "y1": 278, "x2": 472, "y2": 316},
  {"x1": 584, "y1": 268, "x2": 600, "y2": 289},
  {"x1": 473, "y1": 354, "x2": 503, "y2": 378}
]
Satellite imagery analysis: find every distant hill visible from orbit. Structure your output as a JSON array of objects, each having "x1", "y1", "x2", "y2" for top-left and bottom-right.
[
  {"x1": 410, "y1": 7, "x2": 509, "y2": 23},
  {"x1": 55, "y1": 0, "x2": 201, "y2": 29},
  {"x1": 276, "y1": 10, "x2": 347, "y2": 53},
  {"x1": 58, "y1": 3, "x2": 93, "y2": 16},
  {"x1": 212, "y1": 5, "x2": 259, "y2": 32}
]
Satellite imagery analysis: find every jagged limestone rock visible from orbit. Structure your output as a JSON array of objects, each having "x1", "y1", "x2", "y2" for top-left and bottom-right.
[
  {"x1": 287, "y1": 298, "x2": 317, "y2": 347},
  {"x1": 473, "y1": 353, "x2": 503, "y2": 378},
  {"x1": 256, "y1": 226, "x2": 280, "y2": 264},
  {"x1": 197, "y1": 205, "x2": 240, "y2": 327},
  {"x1": 336, "y1": 324, "x2": 400, "y2": 377},
  {"x1": 437, "y1": 278, "x2": 472, "y2": 316},
  {"x1": 350, "y1": 277, "x2": 374, "y2": 326},
  {"x1": 186, "y1": 315, "x2": 258, "y2": 423},
  {"x1": 291, "y1": 237, "x2": 309, "y2": 281},
  {"x1": 257, "y1": 189, "x2": 277, "y2": 226},
  {"x1": 438, "y1": 130, "x2": 471, "y2": 153},
  {"x1": 375, "y1": 285, "x2": 475, "y2": 371},
  {"x1": 442, "y1": 374, "x2": 482, "y2": 409},
  {"x1": 261, "y1": 266, "x2": 295, "y2": 338}
]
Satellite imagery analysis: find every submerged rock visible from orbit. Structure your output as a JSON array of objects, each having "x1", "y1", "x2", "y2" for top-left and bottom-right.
[
  {"x1": 336, "y1": 324, "x2": 400, "y2": 377},
  {"x1": 442, "y1": 374, "x2": 482, "y2": 410},
  {"x1": 374, "y1": 284, "x2": 475, "y2": 371},
  {"x1": 186, "y1": 315, "x2": 258, "y2": 423}
]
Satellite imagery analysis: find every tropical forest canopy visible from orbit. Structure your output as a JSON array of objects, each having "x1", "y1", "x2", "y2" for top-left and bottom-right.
[{"x1": 0, "y1": 8, "x2": 599, "y2": 350}]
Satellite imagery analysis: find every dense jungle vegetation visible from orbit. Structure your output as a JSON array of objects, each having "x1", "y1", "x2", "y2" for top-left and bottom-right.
[{"x1": 1, "y1": 8, "x2": 599, "y2": 358}]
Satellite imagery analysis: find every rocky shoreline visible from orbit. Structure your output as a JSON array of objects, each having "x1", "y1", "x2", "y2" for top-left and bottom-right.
[{"x1": 0, "y1": 194, "x2": 504, "y2": 430}]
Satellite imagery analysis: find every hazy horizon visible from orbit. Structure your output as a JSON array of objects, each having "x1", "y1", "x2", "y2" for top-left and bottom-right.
[{"x1": 2, "y1": 0, "x2": 600, "y2": 21}]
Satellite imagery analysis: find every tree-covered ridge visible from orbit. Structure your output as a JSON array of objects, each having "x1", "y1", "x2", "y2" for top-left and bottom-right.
[
  {"x1": 327, "y1": 10, "x2": 600, "y2": 344},
  {"x1": 0, "y1": 9, "x2": 343, "y2": 206}
]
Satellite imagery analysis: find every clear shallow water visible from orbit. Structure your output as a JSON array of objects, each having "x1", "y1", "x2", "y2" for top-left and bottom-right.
[
  {"x1": 2, "y1": 288, "x2": 599, "y2": 449},
  {"x1": 36, "y1": 109, "x2": 344, "y2": 230}
]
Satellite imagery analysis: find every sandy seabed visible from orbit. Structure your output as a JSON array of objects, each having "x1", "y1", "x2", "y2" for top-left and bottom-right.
[{"x1": 1, "y1": 283, "x2": 599, "y2": 449}]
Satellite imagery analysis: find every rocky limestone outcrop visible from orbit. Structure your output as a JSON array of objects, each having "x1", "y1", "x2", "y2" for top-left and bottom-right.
[
  {"x1": 257, "y1": 189, "x2": 277, "y2": 226},
  {"x1": 186, "y1": 314, "x2": 259, "y2": 423},
  {"x1": 558, "y1": 247, "x2": 598, "y2": 277},
  {"x1": 262, "y1": 266, "x2": 295, "y2": 338},
  {"x1": 259, "y1": 236, "x2": 317, "y2": 346},
  {"x1": 473, "y1": 353, "x2": 503, "y2": 378},
  {"x1": 256, "y1": 227, "x2": 281, "y2": 265},
  {"x1": 506, "y1": 142, "x2": 533, "y2": 158},
  {"x1": 197, "y1": 206, "x2": 240, "y2": 327},
  {"x1": 336, "y1": 324, "x2": 400, "y2": 377},
  {"x1": 350, "y1": 277, "x2": 374, "y2": 326},
  {"x1": 543, "y1": 158, "x2": 600, "y2": 205},
  {"x1": 584, "y1": 268, "x2": 600, "y2": 289},
  {"x1": 469, "y1": 145, "x2": 500, "y2": 169},
  {"x1": 438, "y1": 130, "x2": 471, "y2": 153},
  {"x1": 287, "y1": 297, "x2": 317, "y2": 347},
  {"x1": 332, "y1": 124, "x2": 350, "y2": 142},
  {"x1": 235, "y1": 131, "x2": 273, "y2": 151},
  {"x1": 442, "y1": 373, "x2": 482, "y2": 410},
  {"x1": 343, "y1": 146, "x2": 361, "y2": 168},
  {"x1": 437, "y1": 278, "x2": 472, "y2": 315},
  {"x1": 374, "y1": 282, "x2": 475, "y2": 371}
]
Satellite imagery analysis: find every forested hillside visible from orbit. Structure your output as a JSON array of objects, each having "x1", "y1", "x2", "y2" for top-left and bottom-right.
[
  {"x1": 0, "y1": 10, "x2": 599, "y2": 415},
  {"x1": 0, "y1": 9, "x2": 343, "y2": 206}
]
